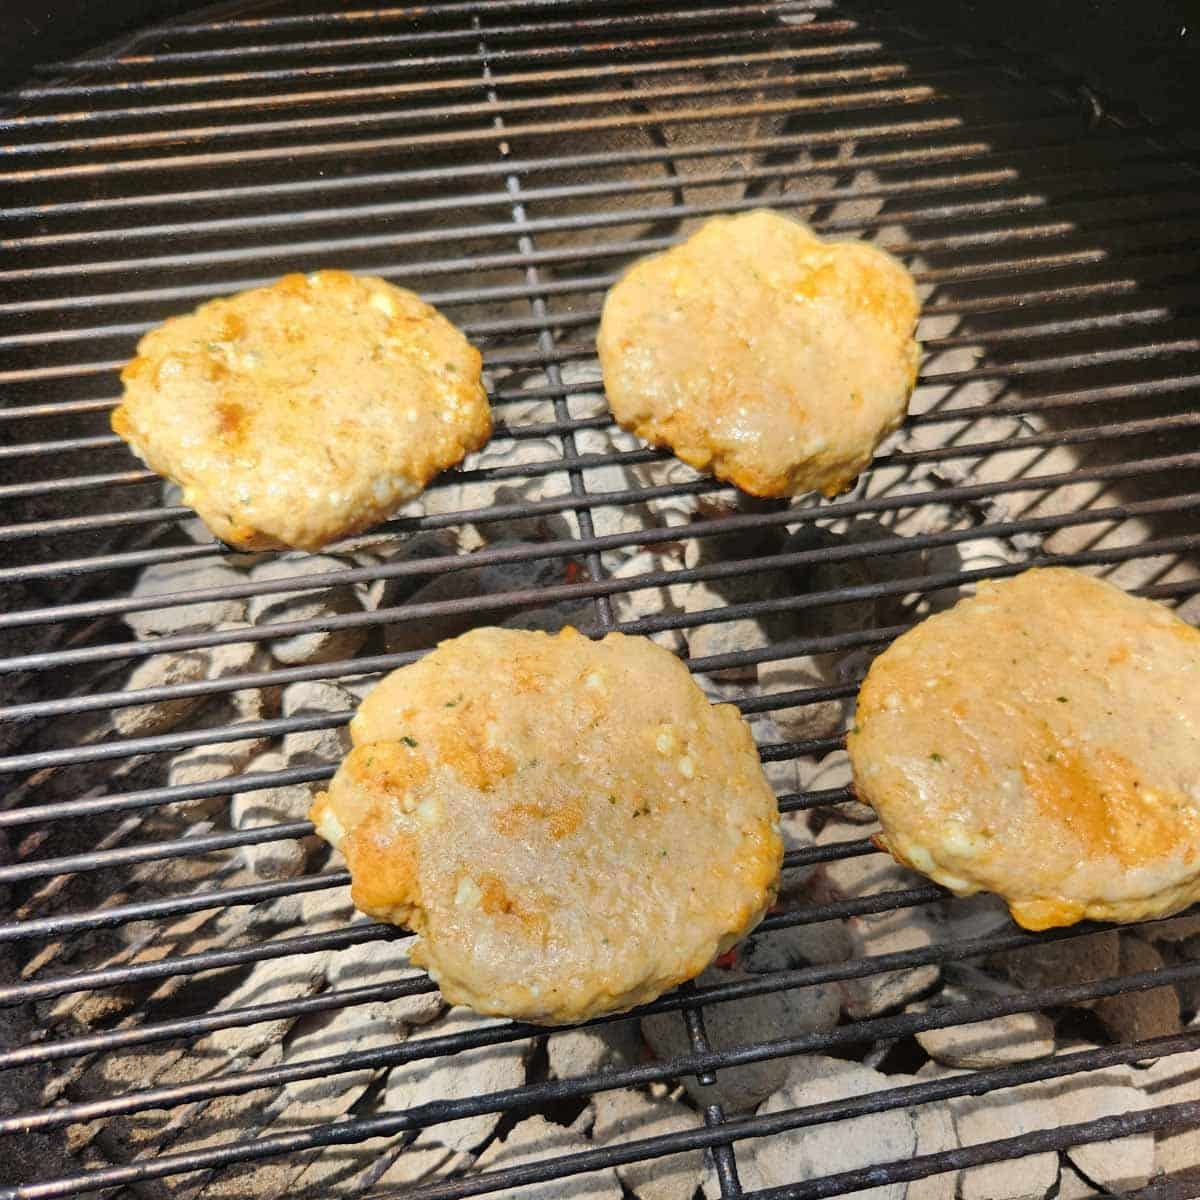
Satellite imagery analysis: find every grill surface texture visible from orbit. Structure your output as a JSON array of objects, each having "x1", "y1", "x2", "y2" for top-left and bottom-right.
[{"x1": 1, "y1": 1, "x2": 1200, "y2": 1198}]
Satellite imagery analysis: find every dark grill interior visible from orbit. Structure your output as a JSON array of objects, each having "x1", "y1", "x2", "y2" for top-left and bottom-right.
[{"x1": 2, "y1": 1, "x2": 1200, "y2": 1197}]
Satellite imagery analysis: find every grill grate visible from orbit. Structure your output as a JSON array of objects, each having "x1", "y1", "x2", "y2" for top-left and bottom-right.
[{"x1": 2, "y1": 0, "x2": 1200, "y2": 1197}]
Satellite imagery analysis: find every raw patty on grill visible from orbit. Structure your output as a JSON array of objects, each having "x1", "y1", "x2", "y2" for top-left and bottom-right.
[
  {"x1": 596, "y1": 209, "x2": 921, "y2": 499},
  {"x1": 309, "y1": 626, "x2": 783, "y2": 1023},
  {"x1": 849, "y1": 567, "x2": 1200, "y2": 931},
  {"x1": 112, "y1": 270, "x2": 491, "y2": 551}
]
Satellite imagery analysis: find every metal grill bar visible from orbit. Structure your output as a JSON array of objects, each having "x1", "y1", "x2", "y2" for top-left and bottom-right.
[
  {"x1": 13, "y1": 21, "x2": 864, "y2": 106},
  {"x1": 34, "y1": 5, "x2": 830, "y2": 72},
  {"x1": 4, "y1": 483, "x2": 1199, "y2": 712},
  {"x1": 5, "y1": 922, "x2": 1195, "y2": 1123},
  {"x1": 7, "y1": 979, "x2": 1200, "y2": 1199},
  {"x1": 0, "y1": 113, "x2": 1099, "y2": 226},
  {"x1": 5, "y1": 2, "x2": 1200, "y2": 1198}
]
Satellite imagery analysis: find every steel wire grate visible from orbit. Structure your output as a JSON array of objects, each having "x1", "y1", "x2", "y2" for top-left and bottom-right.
[{"x1": 2, "y1": 0, "x2": 1200, "y2": 1197}]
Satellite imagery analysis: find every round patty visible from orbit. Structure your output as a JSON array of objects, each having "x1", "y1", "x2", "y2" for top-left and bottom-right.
[
  {"x1": 850, "y1": 567, "x2": 1200, "y2": 930},
  {"x1": 596, "y1": 210, "x2": 920, "y2": 499},
  {"x1": 113, "y1": 270, "x2": 491, "y2": 551},
  {"x1": 309, "y1": 626, "x2": 783, "y2": 1023}
]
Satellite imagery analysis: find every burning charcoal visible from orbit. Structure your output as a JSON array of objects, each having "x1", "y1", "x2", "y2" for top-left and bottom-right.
[
  {"x1": 913, "y1": 993, "x2": 1055, "y2": 1069},
  {"x1": 642, "y1": 966, "x2": 838, "y2": 1113},
  {"x1": 743, "y1": 1056, "x2": 917, "y2": 1200},
  {"x1": 546, "y1": 1019, "x2": 641, "y2": 1081},
  {"x1": 1047, "y1": 1064, "x2": 1152, "y2": 1190},
  {"x1": 757, "y1": 654, "x2": 846, "y2": 743},
  {"x1": 474, "y1": 1114, "x2": 622, "y2": 1199},
  {"x1": 385, "y1": 1008, "x2": 529, "y2": 1153},
  {"x1": 811, "y1": 826, "x2": 940, "y2": 1017},
  {"x1": 373, "y1": 529, "x2": 462, "y2": 611},
  {"x1": 125, "y1": 556, "x2": 248, "y2": 638},
  {"x1": 1093, "y1": 936, "x2": 1182, "y2": 1043},
  {"x1": 111, "y1": 650, "x2": 208, "y2": 736},
  {"x1": 384, "y1": 541, "x2": 568, "y2": 653},
  {"x1": 231, "y1": 750, "x2": 313, "y2": 880},
  {"x1": 992, "y1": 930, "x2": 1119, "y2": 997},
  {"x1": 591, "y1": 1088, "x2": 705, "y2": 1200},
  {"x1": 248, "y1": 554, "x2": 367, "y2": 666}
]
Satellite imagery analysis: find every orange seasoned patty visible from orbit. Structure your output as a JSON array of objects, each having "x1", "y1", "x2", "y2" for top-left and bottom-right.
[
  {"x1": 112, "y1": 270, "x2": 490, "y2": 551},
  {"x1": 597, "y1": 210, "x2": 920, "y2": 499},
  {"x1": 850, "y1": 567, "x2": 1200, "y2": 930},
  {"x1": 309, "y1": 626, "x2": 783, "y2": 1023}
]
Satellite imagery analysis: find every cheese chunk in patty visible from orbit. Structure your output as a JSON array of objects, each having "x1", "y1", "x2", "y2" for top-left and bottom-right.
[
  {"x1": 113, "y1": 270, "x2": 491, "y2": 551},
  {"x1": 597, "y1": 210, "x2": 920, "y2": 499},
  {"x1": 850, "y1": 567, "x2": 1200, "y2": 930},
  {"x1": 309, "y1": 626, "x2": 783, "y2": 1023}
]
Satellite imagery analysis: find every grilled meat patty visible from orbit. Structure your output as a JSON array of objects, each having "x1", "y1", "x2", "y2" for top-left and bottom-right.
[
  {"x1": 850, "y1": 567, "x2": 1200, "y2": 930},
  {"x1": 597, "y1": 210, "x2": 920, "y2": 499},
  {"x1": 310, "y1": 626, "x2": 783, "y2": 1023},
  {"x1": 113, "y1": 270, "x2": 491, "y2": 551}
]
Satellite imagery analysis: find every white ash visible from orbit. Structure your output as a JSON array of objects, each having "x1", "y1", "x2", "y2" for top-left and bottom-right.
[
  {"x1": 609, "y1": 548, "x2": 690, "y2": 654},
  {"x1": 325, "y1": 935, "x2": 444, "y2": 1028},
  {"x1": 591, "y1": 1088, "x2": 706, "y2": 1200},
  {"x1": 683, "y1": 577, "x2": 780, "y2": 683},
  {"x1": 1045, "y1": 1063, "x2": 1153, "y2": 1191},
  {"x1": 547, "y1": 1018, "x2": 641, "y2": 1082},
  {"x1": 776, "y1": 812, "x2": 819, "y2": 894},
  {"x1": 926, "y1": 893, "x2": 1013, "y2": 945},
  {"x1": 247, "y1": 554, "x2": 367, "y2": 666},
  {"x1": 747, "y1": 714, "x2": 801, "y2": 799},
  {"x1": 282, "y1": 999, "x2": 409, "y2": 1120},
  {"x1": 799, "y1": 751, "x2": 874, "y2": 823},
  {"x1": 385, "y1": 1007, "x2": 528, "y2": 1154},
  {"x1": 743, "y1": 1056, "x2": 917, "y2": 1200},
  {"x1": 1140, "y1": 1045, "x2": 1200, "y2": 1179},
  {"x1": 280, "y1": 679, "x2": 355, "y2": 768},
  {"x1": 199, "y1": 948, "x2": 332, "y2": 1062},
  {"x1": 231, "y1": 750, "x2": 313, "y2": 881},
  {"x1": 474, "y1": 1114, "x2": 622, "y2": 1200},
  {"x1": 409, "y1": 441, "x2": 573, "y2": 552},
  {"x1": 811, "y1": 826, "x2": 940, "y2": 1018},
  {"x1": 912, "y1": 987, "x2": 1055, "y2": 1070},
  {"x1": 125, "y1": 556, "x2": 249, "y2": 639},
  {"x1": 167, "y1": 681, "x2": 276, "y2": 795},
  {"x1": 907, "y1": 1100, "x2": 959, "y2": 1200},
  {"x1": 737, "y1": 916, "x2": 855, "y2": 976},
  {"x1": 301, "y1": 882, "x2": 356, "y2": 930},
  {"x1": 112, "y1": 650, "x2": 209, "y2": 737},
  {"x1": 642, "y1": 965, "x2": 839, "y2": 1113},
  {"x1": 372, "y1": 1141, "x2": 475, "y2": 1192},
  {"x1": 922, "y1": 1064, "x2": 1059, "y2": 1200}
]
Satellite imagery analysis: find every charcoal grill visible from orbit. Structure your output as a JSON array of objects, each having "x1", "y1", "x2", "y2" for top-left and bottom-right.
[{"x1": 2, "y1": 0, "x2": 1200, "y2": 1196}]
